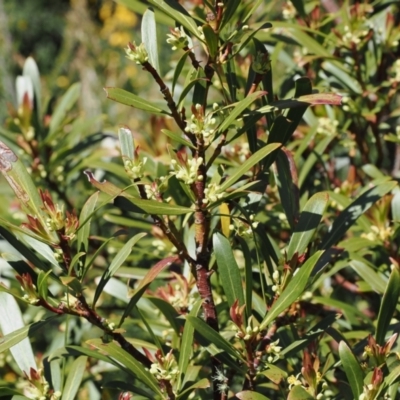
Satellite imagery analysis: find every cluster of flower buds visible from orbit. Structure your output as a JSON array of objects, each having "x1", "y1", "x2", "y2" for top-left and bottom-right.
[
  {"x1": 229, "y1": 214, "x2": 259, "y2": 236},
  {"x1": 22, "y1": 368, "x2": 61, "y2": 400},
  {"x1": 125, "y1": 41, "x2": 149, "y2": 65},
  {"x1": 149, "y1": 350, "x2": 179, "y2": 384},
  {"x1": 170, "y1": 155, "x2": 203, "y2": 185},
  {"x1": 123, "y1": 156, "x2": 147, "y2": 180},
  {"x1": 316, "y1": 117, "x2": 339, "y2": 137},
  {"x1": 203, "y1": 183, "x2": 223, "y2": 204},
  {"x1": 271, "y1": 269, "x2": 282, "y2": 294},
  {"x1": 166, "y1": 26, "x2": 189, "y2": 50},
  {"x1": 185, "y1": 104, "x2": 218, "y2": 145},
  {"x1": 230, "y1": 300, "x2": 260, "y2": 343},
  {"x1": 16, "y1": 274, "x2": 39, "y2": 305},
  {"x1": 40, "y1": 190, "x2": 79, "y2": 240}
]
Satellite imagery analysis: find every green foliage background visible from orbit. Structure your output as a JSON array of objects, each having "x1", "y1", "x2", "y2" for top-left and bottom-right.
[{"x1": 0, "y1": 1, "x2": 400, "y2": 399}]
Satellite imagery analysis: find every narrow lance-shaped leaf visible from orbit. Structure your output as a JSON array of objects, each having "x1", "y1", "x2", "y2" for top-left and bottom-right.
[
  {"x1": 274, "y1": 148, "x2": 300, "y2": 230},
  {"x1": 142, "y1": 8, "x2": 160, "y2": 73},
  {"x1": 61, "y1": 356, "x2": 88, "y2": 400},
  {"x1": 93, "y1": 233, "x2": 147, "y2": 307},
  {"x1": 0, "y1": 317, "x2": 58, "y2": 354},
  {"x1": 119, "y1": 256, "x2": 179, "y2": 327},
  {"x1": 118, "y1": 127, "x2": 135, "y2": 160},
  {"x1": 77, "y1": 191, "x2": 99, "y2": 256},
  {"x1": 0, "y1": 293, "x2": 37, "y2": 374},
  {"x1": 256, "y1": 93, "x2": 342, "y2": 114},
  {"x1": 260, "y1": 251, "x2": 323, "y2": 330},
  {"x1": 217, "y1": 91, "x2": 266, "y2": 134},
  {"x1": 23, "y1": 57, "x2": 42, "y2": 120},
  {"x1": 0, "y1": 141, "x2": 58, "y2": 244},
  {"x1": 187, "y1": 316, "x2": 245, "y2": 362},
  {"x1": 219, "y1": 142, "x2": 281, "y2": 192},
  {"x1": 287, "y1": 192, "x2": 329, "y2": 260},
  {"x1": 375, "y1": 265, "x2": 400, "y2": 345},
  {"x1": 176, "y1": 378, "x2": 210, "y2": 399},
  {"x1": 213, "y1": 232, "x2": 245, "y2": 307},
  {"x1": 338, "y1": 341, "x2": 364, "y2": 400},
  {"x1": 105, "y1": 87, "x2": 170, "y2": 115},
  {"x1": 84, "y1": 170, "x2": 193, "y2": 215},
  {"x1": 47, "y1": 82, "x2": 81, "y2": 143},
  {"x1": 86, "y1": 339, "x2": 163, "y2": 397},
  {"x1": 320, "y1": 181, "x2": 397, "y2": 250},
  {"x1": 177, "y1": 300, "x2": 202, "y2": 391},
  {"x1": 145, "y1": 0, "x2": 203, "y2": 40}
]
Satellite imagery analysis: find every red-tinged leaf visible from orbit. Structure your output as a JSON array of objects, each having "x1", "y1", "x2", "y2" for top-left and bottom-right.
[
  {"x1": 297, "y1": 93, "x2": 342, "y2": 106},
  {"x1": 84, "y1": 170, "x2": 193, "y2": 215},
  {"x1": 119, "y1": 256, "x2": 179, "y2": 327}
]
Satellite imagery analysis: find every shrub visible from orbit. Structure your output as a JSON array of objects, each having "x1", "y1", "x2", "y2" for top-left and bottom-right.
[{"x1": 1, "y1": 1, "x2": 400, "y2": 399}]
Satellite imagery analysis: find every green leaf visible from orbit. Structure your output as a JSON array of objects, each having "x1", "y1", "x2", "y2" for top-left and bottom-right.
[
  {"x1": 0, "y1": 225, "x2": 52, "y2": 272},
  {"x1": 349, "y1": 258, "x2": 387, "y2": 294},
  {"x1": 0, "y1": 317, "x2": 57, "y2": 354},
  {"x1": 287, "y1": 385, "x2": 314, "y2": 400},
  {"x1": 376, "y1": 266, "x2": 400, "y2": 345},
  {"x1": 0, "y1": 141, "x2": 58, "y2": 243},
  {"x1": 274, "y1": 148, "x2": 300, "y2": 230},
  {"x1": 176, "y1": 378, "x2": 210, "y2": 399},
  {"x1": 84, "y1": 171, "x2": 193, "y2": 215},
  {"x1": 62, "y1": 356, "x2": 87, "y2": 400},
  {"x1": 86, "y1": 339, "x2": 163, "y2": 396},
  {"x1": 37, "y1": 270, "x2": 52, "y2": 301},
  {"x1": 118, "y1": 127, "x2": 135, "y2": 160},
  {"x1": 172, "y1": 51, "x2": 189, "y2": 96},
  {"x1": 105, "y1": 87, "x2": 170, "y2": 115},
  {"x1": 0, "y1": 293, "x2": 37, "y2": 374},
  {"x1": 162, "y1": 129, "x2": 195, "y2": 149},
  {"x1": 145, "y1": 0, "x2": 203, "y2": 40},
  {"x1": 148, "y1": 297, "x2": 181, "y2": 334},
  {"x1": 47, "y1": 82, "x2": 81, "y2": 143},
  {"x1": 62, "y1": 345, "x2": 121, "y2": 368},
  {"x1": 260, "y1": 251, "x2": 323, "y2": 330},
  {"x1": 186, "y1": 316, "x2": 245, "y2": 362},
  {"x1": 77, "y1": 191, "x2": 99, "y2": 269},
  {"x1": 217, "y1": 91, "x2": 266, "y2": 134},
  {"x1": 119, "y1": 256, "x2": 179, "y2": 327},
  {"x1": 202, "y1": 24, "x2": 219, "y2": 58},
  {"x1": 338, "y1": 341, "x2": 364, "y2": 400},
  {"x1": 287, "y1": 192, "x2": 329, "y2": 260},
  {"x1": 177, "y1": 300, "x2": 202, "y2": 391},
  {"x1": 177, "y1": 77, "x2": 203, "y2": 107},
  {"x1": 219, "y1": 142, "x2": 281, "y2": 192},
  {"x1": 320, "y1": 180, "x2": 397, "y2": 250},
  {"x1": 298, "y1": 135, "x2": 333, "y2": 188},
  {"x1": 237, "y1": 236, "x2": 253, "y2": 318},
  {"x1": 114, "y1": 195, "x2": 194, "y2": 216},
  {"x1": 142, "y1": 8, "x2": 160, "y2": 73},
  {"x1": 236, "y1": 391, "x2": 271, "y2": 400},
  {"x1": 93, "y1": 233, "x2": 147, "y2": 307},
  {"x1": 23, "y1": 57, "x2": 41, "y2": 120},
  {"x1": 213, "y1": 232, "x2": 245, "y2": 307}
]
